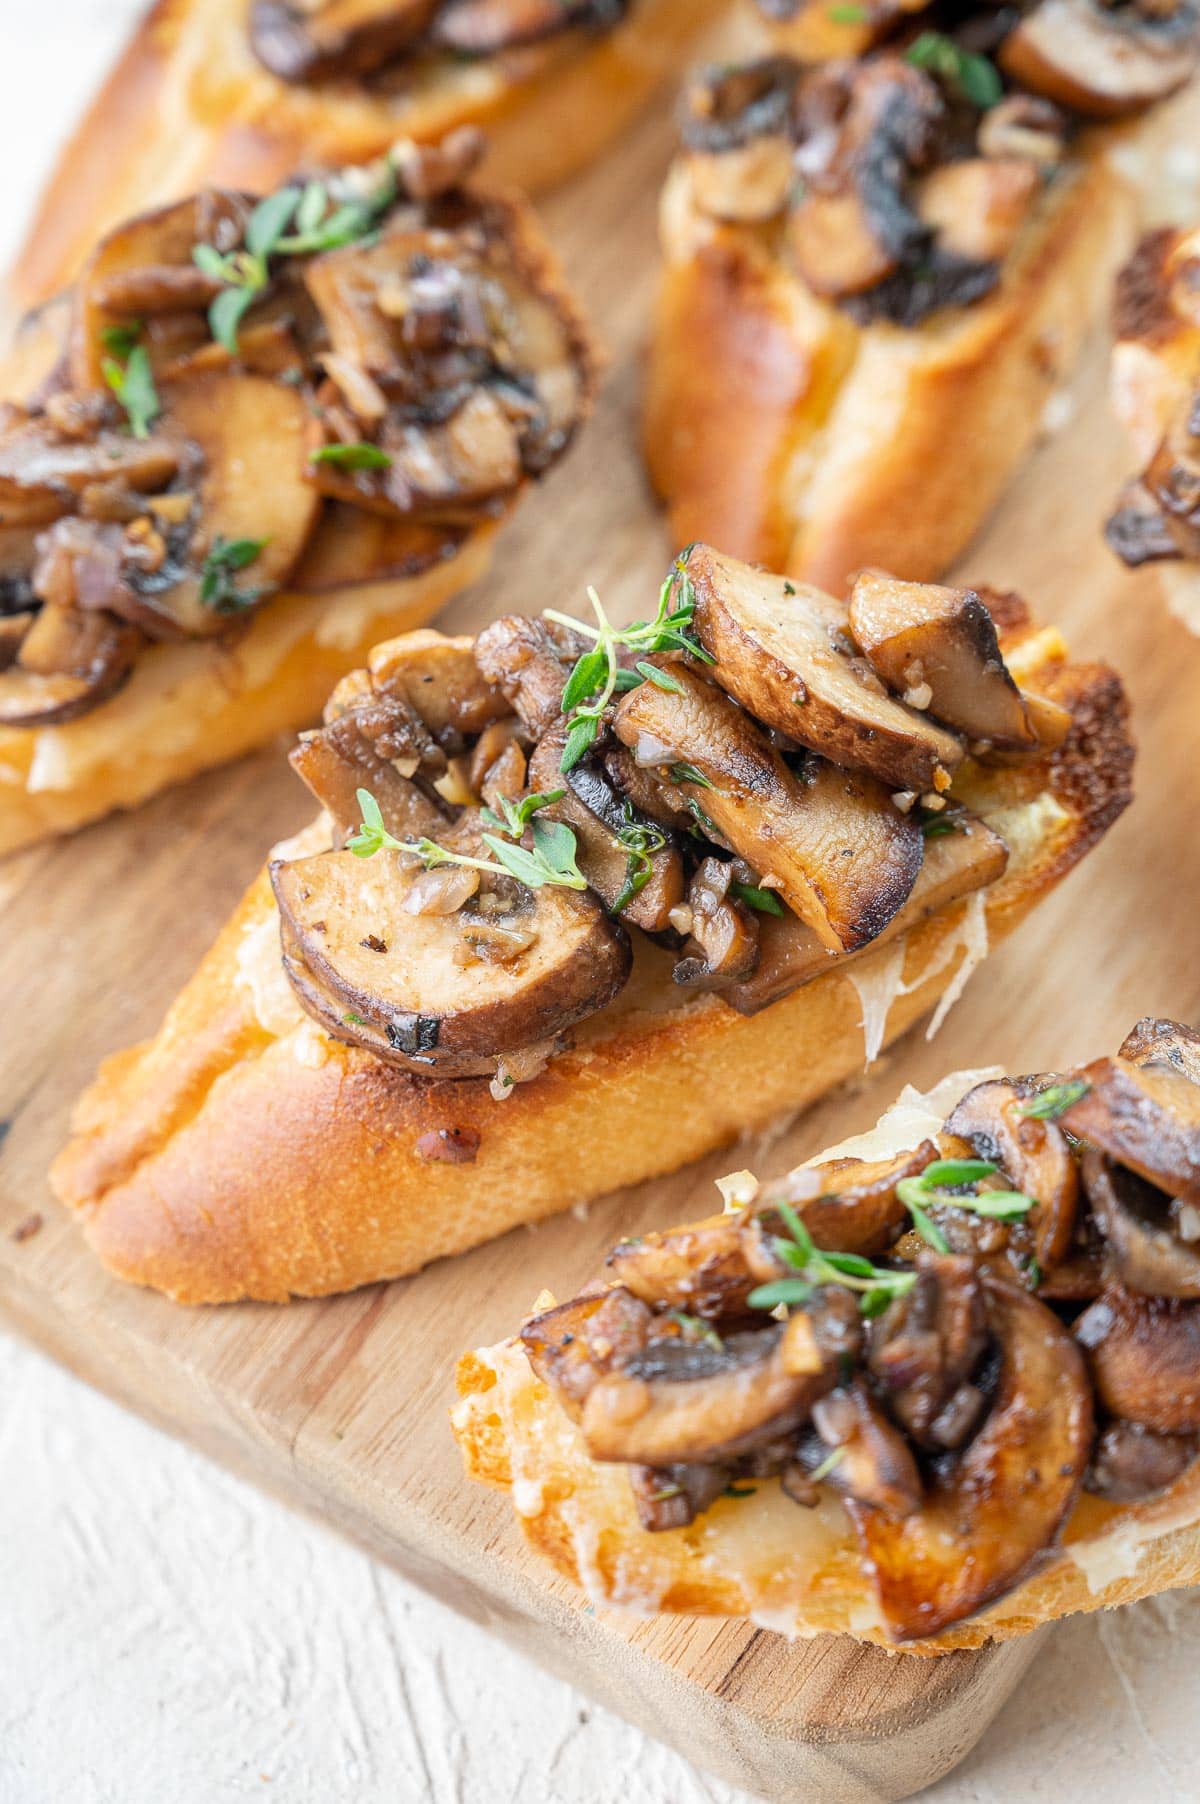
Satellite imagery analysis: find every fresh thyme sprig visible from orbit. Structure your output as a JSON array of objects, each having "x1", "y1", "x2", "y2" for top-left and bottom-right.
[
  {"x1": 748, "y1": 1200, "x2": 917, "y2": 1318},
  {"x1": 311, "y1": 441, "x2": 393, "y2": 472},
  {"x1": 101, "y1": 340, "x2": 160, "y2": 439},
  {"x1": 896, "y1": 1158, "x2": 1036, "y2": 1255},
  {"x1": 347, "y1": 787, "x2": 587, "y2": 891},
  {"x1": 732, "y1": 882, "x2": 784, "y2": 917},
  {"x1": 906, "y1": 31, "x2": 1003, "y2": 109},
  {"x1": 193, "y1": 162, "x2": 398, "y2": 354},
  {"x1": 611, "y1": 808, "x2": 667, "y2": 915},
  {"x1": 1015, "y1": 1079, "x2": 1090, "y2": 1121},
  {"x1": 199, "y1": 536, "x2": 269, "y2": 613},
  {"x1": 545, "y1": 552, "x2": 713, "y2": 774}
]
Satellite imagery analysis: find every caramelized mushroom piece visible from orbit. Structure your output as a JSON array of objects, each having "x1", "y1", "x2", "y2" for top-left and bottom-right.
[
  {"x1": 756, "y1": 1142, "x2": 941, "y2": 1258},
  {"x1": 1120, "y1": 1016, "x2": 1200, "y2": 1087},
  {"x1": 846, "y1": 1278, "x2": 1092, "y2": 1642},
  {"x1": 1086, "y1": 1419, "x2": 1198, "y2": 1502},
  {"x1": 914, "y1": 159, "x2": 1041, "y2": 268},
  {"x1": 368, "y1": 630, "x2": 508, "y2": 745},
  {"x1": 1083, "y1": 1150, "x2": 1200, "y2": 1300},
  {"x1": 474, "y1": 614, "x2": 579, "y2": 739},
  {"x1": 580, "y1": 1297, "x2": 857, "y2": 1466},
  {"x1": 289, "y1": 694, "x2": 450, "y2": 844},
  {"x1": 688, "y1": 546, "x2": 963, "y2": 791},
  {"x1": 272, "y1": 837, "x2": 631, "y2": 1076},
  {"x1": 672, "y1": 856, "x2": 760, "y2": 987},
  {"x1": 722, "y1": 806, "x2": 1008, "y2": 1016},
  {"x1": 1142, "y1": 401, "x2": 1200, "y2": 560},
  {"x1": 0, "y1": 605, "x2": 140, "y2": 727},
  {"x1": 803, "y1": 1383, "x2": 923, "y2": 1518},
  {"x1": 607, "y1": 1212, "x2": 760, "y2": 1317},
  {"x1": 528, "y1": 726, "x2": 686, "y2": 935},
  {"x1": 628, "y1": 1461, "x2": 732, "y2": 1532},
  {"x1": 430, "y1": 0, "x2": 629, "y2": 55},
  {"x1": 520, "y1": 1287, "x2": 656, "y2": 1415},
  {"x1": 1060, "y1": 1056, "x2": 1200, "y2": 1198},
  {"x1": 849, "y1": 573, "x2": 1069, "y2": 753},
  {"x1": 1000, "y1": 0, "x2": 1200, "y2": 119},
  {"x1": 867, "y1": 1253, "x2": 989, "y2": 1449},
  {"x1": 613, "y1": 663, "x2": 923, "y2": 954},
  {"x1": 250, "y1": 0, "x2": 439, "y2": 83},
  {"x1": 679, "y1": 58, "x2": 801, "y2": 223},
  {"x1": 1077, "y1": 1290, "x2": 1200, "y2": 1432},
  {"x1": 945, "y1": 1077, "x2": 1080, "y2": 1268}
]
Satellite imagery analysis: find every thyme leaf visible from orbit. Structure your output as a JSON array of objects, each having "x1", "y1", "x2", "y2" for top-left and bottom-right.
[
  {"x1": 199, "y1": 535, "x2": 269, "y2": 613},
  {"x1": 1015, "y1": 1079, "x2": 1090, "y2": 1121},
  {"x1": 101, "y1": 342, "x2": 160, "y2": 439}
]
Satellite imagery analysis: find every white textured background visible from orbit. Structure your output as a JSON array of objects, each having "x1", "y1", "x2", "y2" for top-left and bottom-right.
[{"x1": 3, "y1": 7, "x2": 1200, "y2": 1803}]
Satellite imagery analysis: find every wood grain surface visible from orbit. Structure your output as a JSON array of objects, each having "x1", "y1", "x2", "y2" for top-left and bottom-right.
[{"x1": 2, "y1": 52, "x2": 1199, "y2": 1804}]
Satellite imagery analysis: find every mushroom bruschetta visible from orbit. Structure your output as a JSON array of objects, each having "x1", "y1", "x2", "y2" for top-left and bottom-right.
[
  {"x1": 8, "y1": 0, "x2": 728, "y2": 314},
  {"x1": 0, "y1": 135, "x2": 595, "y2": 854},
  {"x1": 646, "y1": 6, "x2": 1200, "y2": 591},
  {"x1": 1107, "y1": 224, "x2": 1200, "y2": 633},
  {"x1": 456, "y1": 1017, "x2": 1200, "y2": 1651},
  {"x1": 51, "y1": 543, "x2": 1131, "y2": 1302}
]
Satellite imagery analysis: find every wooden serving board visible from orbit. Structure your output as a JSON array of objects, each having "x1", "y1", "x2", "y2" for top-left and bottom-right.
[{"x1": 3, "y1": 50, "x2": 1200, "y2": 1802}]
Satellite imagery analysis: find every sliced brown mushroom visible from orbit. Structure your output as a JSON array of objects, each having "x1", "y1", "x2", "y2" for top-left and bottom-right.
[
  {"x1": 613, "y1": 663, "x2": 923, "y2": 953},
  {"x1": 914, "y1": 159, "x2": 1041, "y2": 268},
  {"x1": 628, "y1": 1461, "x2": 733, "y2": 1532},
  {"x1": 757, "y1": 1143, "x2": 941, "y2": 1258},
  {"x1": 580, "y1": 1305, "x2": 852, "y2": 1466},
  {"x1": 678, "y1": 58, "x2": 801, "y2": 223},
  {"x1": 944, "y1": 1077, "x2": 1080, "y2": 1268},
  {"x1": 527, "y1": 725, "x2": 686, "y2": 935},
  {"x1": 1104, "y1": 480, "x2": 1184, "y2": 568},
  {"x1": 1120, "y1": 1016, "x2": 1200, "y2": 1087},
  {"x1": 803, "y1": 1383, "x2": 923, "y2": 1518},
  {"x1": 250, "y1": 0, "x2": 439, "y2": 83},
  {"x1": 722, "y1": 805, "x2": 1008, "y2": 1015},
  {"x1": 688, "y1": 546, "x2": 963, "y2": 792},
  {"x1": 368, "y1": 630, "x2": 508, "y2": 744},
  {"x1": 1060, "y1": 1056, "x2": 1200, "y2": 1198},
  {"x1": 290, "y1": 694, "x2": 451, "y2": 844},
  {"x1": 866, "y1": 1253, "x2": 989, "y2": 1449},
  {"x1": 430, "y1": 0, "x2": 627, "y2": 55},
  {"x1": 846, "y1": 1277, "x2": 1092, "y2": 1642},
  {"x1": 672, "y1": 856, "x2": 760, "y2": 987},
  {"x1": 606, "y1": 1212, "x2": 760, "y2": 1317},
  {"x1": 1077, "y1": 1290, "x2": 1200, "y2": 1432},
  {"x1": 849, "y1": 572, "x2": 1070, "y2": 753},
  {"x1": 1082, "y1": 1149, "x2": 1200, "y2": 1299},
  {"x1": 520, "y1": 1286, "x2": 658, "y2": 1416},
  {"x1": 0, "y1": 413, "x2": 179, "y2": 528},
  {"x1": 272, "y1": 836, "x2": 631, "y2": 1076},
  {"x1": 1085, "y1": 1419, "x2": 1198, "y2": 1503},
  {"x1": 0, "y1": 605, "x2": 141, "y2": 727},
  {"x1": 1142, "y1": 401, "x2": 1200, "y2": 560},
  {"x1": 1000, "y1": 0, "x2": 1200, "y2": 119},
  {"x1": 474, "y1": 614, "x2": 579, "y2": 739}
]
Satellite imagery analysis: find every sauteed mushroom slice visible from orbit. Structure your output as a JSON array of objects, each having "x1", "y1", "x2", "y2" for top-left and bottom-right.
[
  {"x1": 272, "y1": 841, "x2": 631, "y2": 1075},
  {"x1": 688, "y1": 546, "x2": 963, "y2": 792},
  {"x1": 1120, "y1": 1016, "x2": 1200, "y2": 1087},
  {"x1": 1000, "y1": 0, "x2": 1200, "y2": 119},
  {"x1": 614, "y1": 664, "x2": 923, "y2": 954},
  {"x1": 849, "y1": 573, "x2": 1070, "y2": 753},
  {"x1": 945, "y1": 1078, "x2": 1080, "y2": 1268},
  {"x1": 368, "y1": 630, "x2": 508, "y2": 744},
  {"x1": 474, "y1": 615, "x2": 579, "y2": 739},
  {"x1": 607, "y1": 1212, "x2": 759, "y2": 1317},
  {"x1": 672, "y1": 857, "x2": 760, "y2": 987},
  {"x1": 1077, "y1": 1291, "x2": 1200, "y2": 1432},
  {"x1": 521, "y1": 1287, "x2": 657, "y2": 1415},
  {"x1": 580, "y1": 1300, "x2": 855, "y2": 1466},
  {"x1": 803, "y1": 1383, "x2": 923, "y2": 1518},
  {"x1": 430, "y1": 0, "x2": 628, "y2": 54},
  {"x1": 250, "y1": 0, "x2": 439, "y2": 83},
  {"x1": 914, "y1": 159, "x2": 1041, "y2": 268},
  {"x1": 679, "y1": 58, "x2": 802, "y2": 224},
  {"x1": 528, "y1": 727, "x2": 686, "y2": 934},
  {"x1": 1082, "y1": 1150, "x2": 1200, "y2": 1300},
  {"x1": 1086, "y1": 1419, "x2": 1198, "y2": 1503},
  {"x1": 847, "y1": 1278, "x2": 1092, "y2": 1642},
  {"x1": 0, "y1": 413, "x2": 179, "y2": 527},
  {"x1": 723, "y1": 808, "x2": 1008, "y2": 1015},
  {"x1": 290, "y1": 695, "x2": 450, "y2": 844},
  {"x1": 0, "y1": 605, "x2": 140, "y2": 727},
  {"x1": 866, "y1": 1254, "x2": 988, "y2": 1449},
  {"x1": 758, "y1": 1143, "x2": 941, "y2": 1259},
  {"x1": 1060, "y1": 1057, "x2": 1200, "y2": 1198},
  {"x1": 629, "y1": 1461, "x2": 732, "y2": 1532}
]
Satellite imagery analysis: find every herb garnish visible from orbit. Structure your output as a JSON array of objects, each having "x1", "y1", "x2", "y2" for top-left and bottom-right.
[
  {"x1": 732, "y1": 882, "x2": 784, "y2": 916},
  {"x1": 1015, "y1": 1079, "x2": 1090, "y2": 1121},
  {"x1": 199, "y1": 536, "x2": 269, "y2": 613},
  {"x1": 101, "y1": 341, "x2": 160, "y2": 440},
  {"x1": 896, "y1": 1158, "x2": 1036, "y2": 1255},
  {"x1": 808, "y1": 1444, "x2": 847, "y2": 1484},
  {"x1": 611, "y1": 810, "x2": 668, "y2": 916},
  {"x1": 348, "y1": 787, "x2": 587, "y2": 891},
  {"x1": 193, "y1": 163, "x2": 398, "y2": 353},
  {"x1": 906, "y1": 31, "x2": 1003, "y2": 109},
  {"x1": 669, "y1": 762, "x2": 718, "y2": 792},
  {"x1": 667, "y1": 1310, "x2": 725, "y2": 1351},
  {"x1": 921, "y1": 812, "x2": 963, "y2": 840},
  {"x1": 748, "y1": 1200, "x2": 917, "y2": 1317},
  {"x1": 100, "y1": 321, "x2": 143, "y2": 359},
  {"x1": 544, "y1": 552, "x2": 714, "y2": 774},
  {"x1": 310, "y1": 441, "x2": 393, "y2": 472},
  {"x1": 826, "y1": 3, "x2": 867, "y2": 20}
]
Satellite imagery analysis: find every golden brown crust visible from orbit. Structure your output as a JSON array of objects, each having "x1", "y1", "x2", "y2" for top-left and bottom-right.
[
  {"x1": 6, "y1": 0, "x2": 727, "y2": 315},
  {"x1": 50, "y1": 630, "x2": 1132, "y2": 1304},
  {"x1": 451, "y1": 1328, "x2": 1200, "y2": 1653},
  {"x1": 645, "y1": 155, "x2": 1136, "y2": 592}
]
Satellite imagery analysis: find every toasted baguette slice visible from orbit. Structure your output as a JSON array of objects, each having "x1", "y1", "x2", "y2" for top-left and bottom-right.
[
  {"x1": 646, "y1": 151, "x2": 1135, "y2": 594},
  {"x1": 1108, "y1": 224, "x2": 1200, "y2": 633},
  {"x1": 453, "y1": 1056, "x2": 1200, "y2": 1655},
  {"x1": 50, "y1": 604, "x2": 1130, "y2": 1304},
  {"x1": 7, "y1": 0, "x2": 728, "y2": 315}
]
